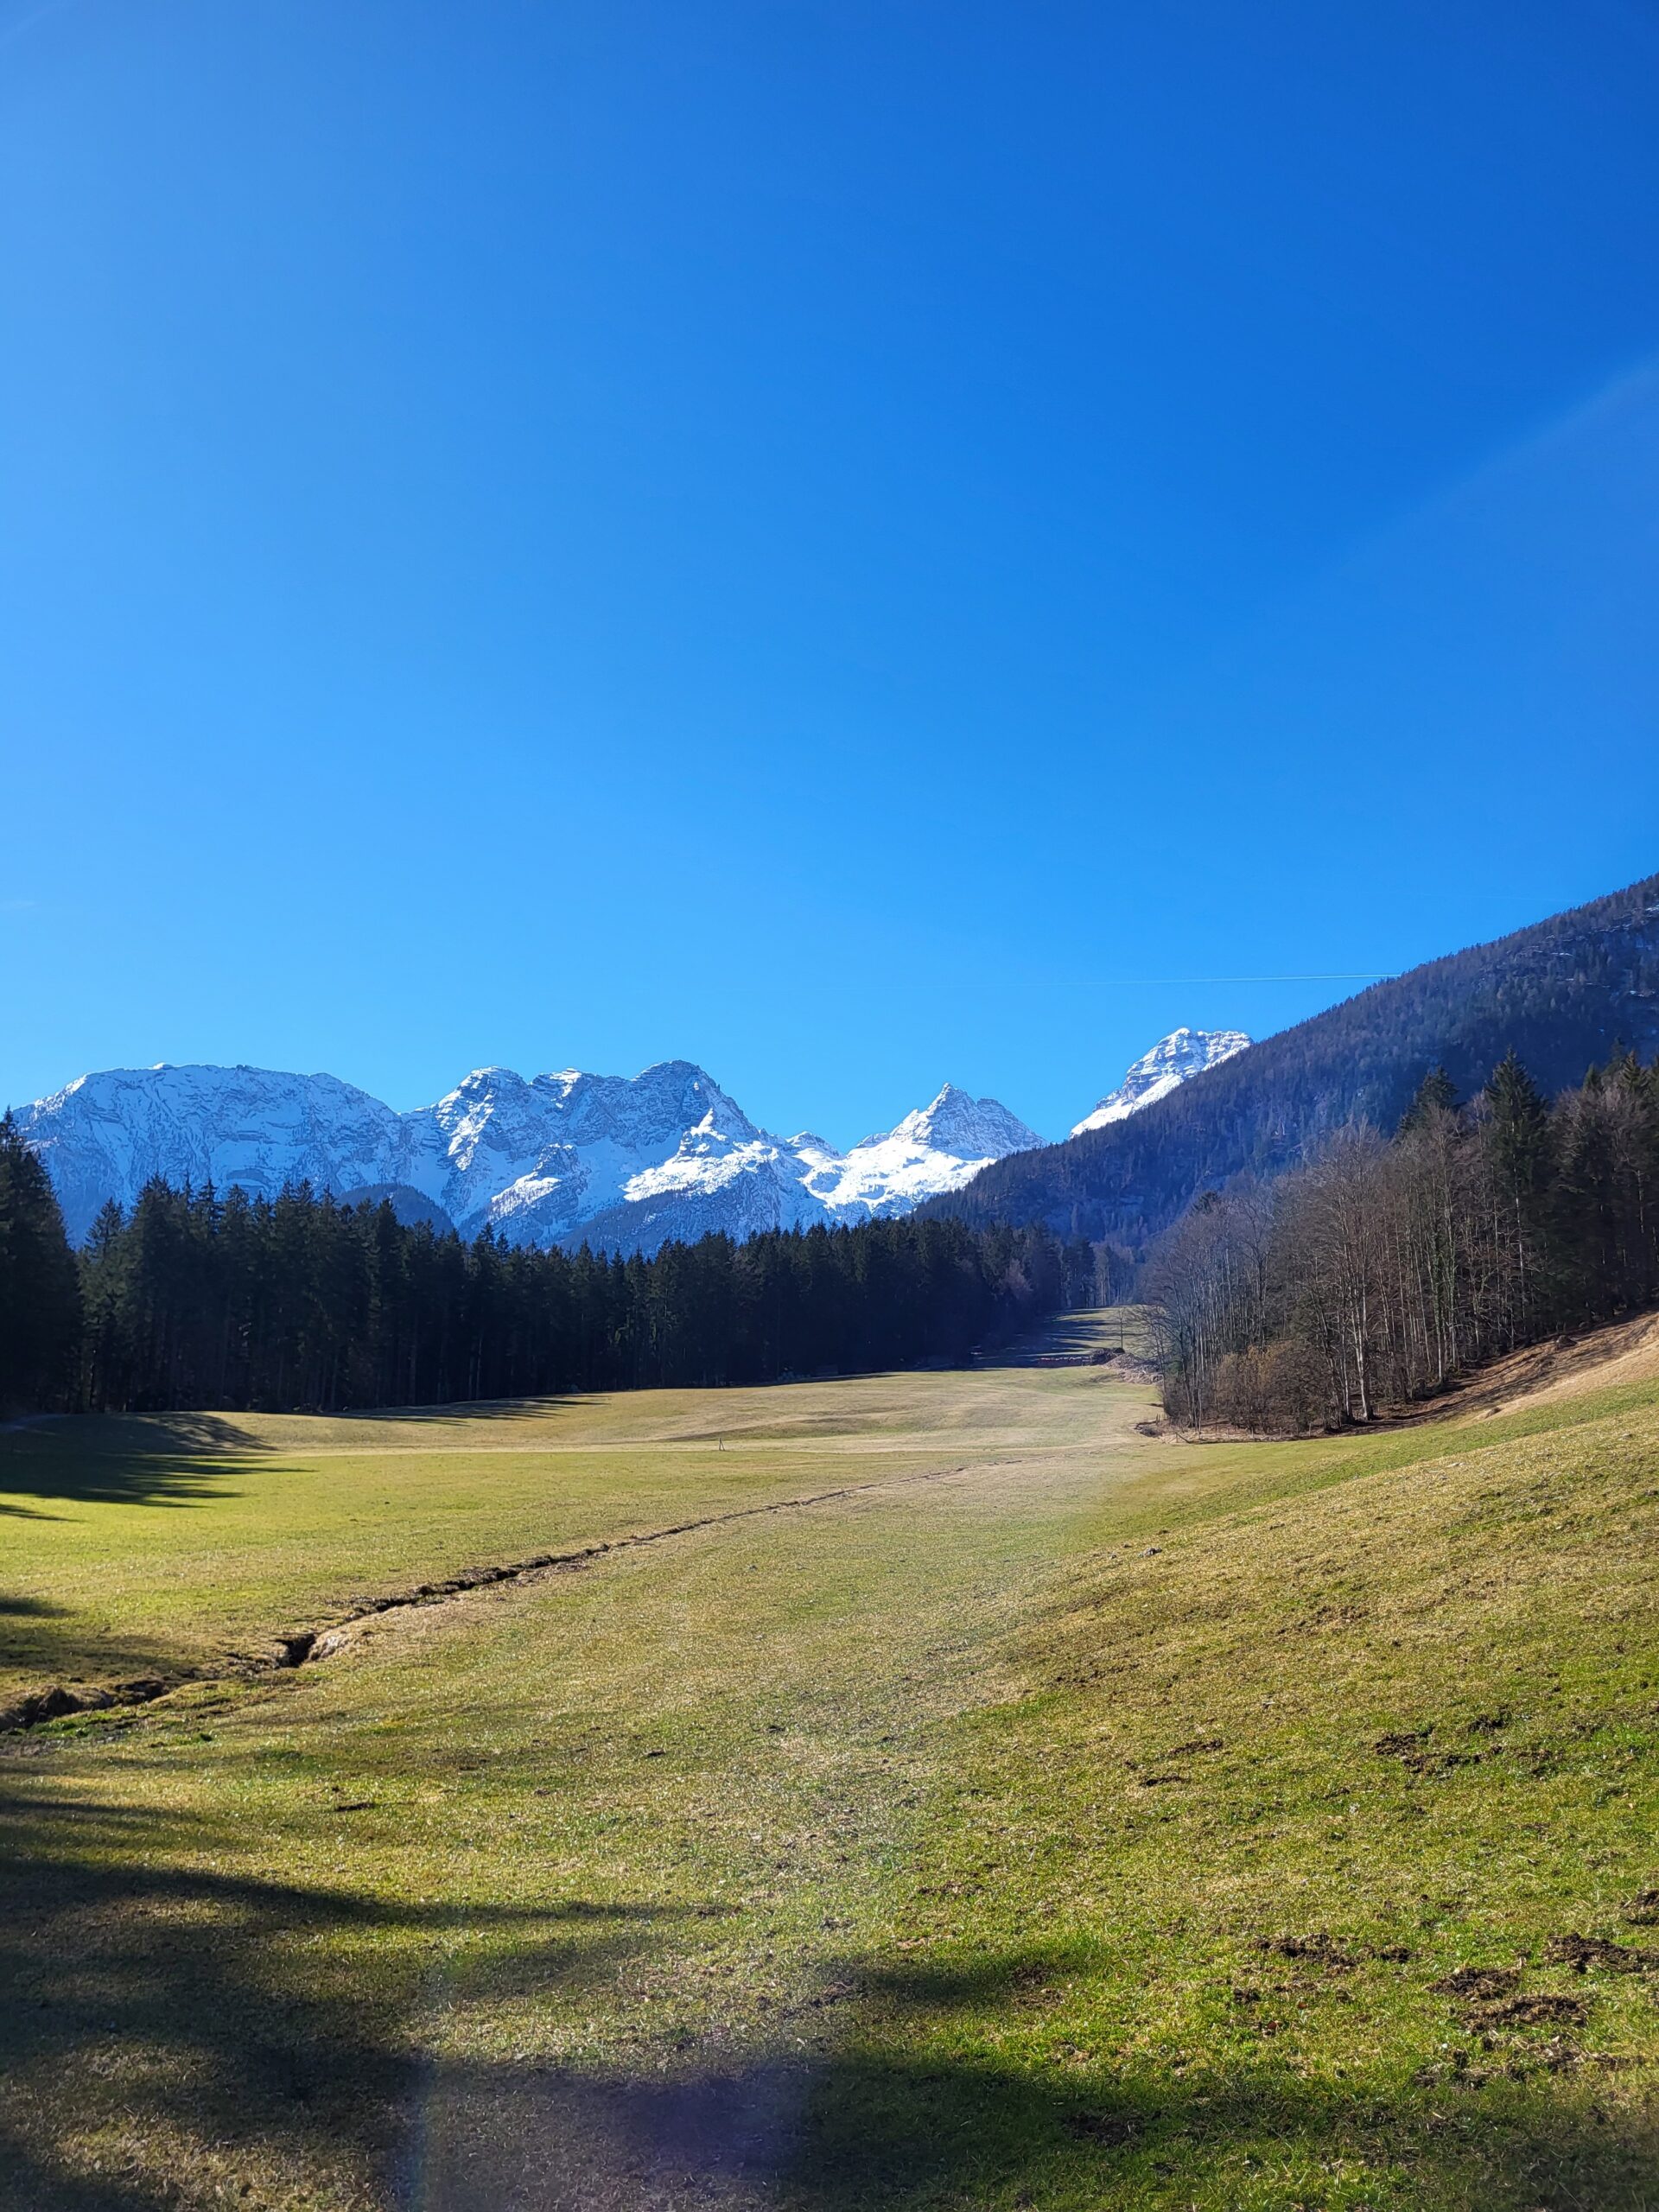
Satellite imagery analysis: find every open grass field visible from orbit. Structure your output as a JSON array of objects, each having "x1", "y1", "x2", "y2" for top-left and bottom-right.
[{"x1": 3, "y1": 1313, "x2": 1658, "y2": 2210}]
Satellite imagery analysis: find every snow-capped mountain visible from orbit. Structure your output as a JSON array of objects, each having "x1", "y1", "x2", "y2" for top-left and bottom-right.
[
  {"x1": 1070, "y1": 1028, "x2": 1252, "y2": 1136},
  {"x1": 796, "y1": 1087, "x2": 1042, "y2": 1217},
  {"x1": 16, "y1": 1064, "x2": 409, "y2": 1244},
  {"x1": 15, "y1": 1060, "x2": 1043, "y2": 1255}
]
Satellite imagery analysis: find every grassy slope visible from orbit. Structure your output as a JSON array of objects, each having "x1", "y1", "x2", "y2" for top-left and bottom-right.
[{"x1": 3, "y1": 1321, "x2": 1656, "y2": 2211}]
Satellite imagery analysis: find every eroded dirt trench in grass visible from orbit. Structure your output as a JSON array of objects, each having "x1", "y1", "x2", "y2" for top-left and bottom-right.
[
  {"x1": 3, "y1": 1328, "x2": 1169, "y2": 2212},
  {"x1": 12, "y1": 1321, "x2": 1657, "y2": 2212},
  {"x1": 385, "y1": 1446, "x2": 1134, "y2": 2212},
  {"x1": 0, "y1": 1343, "x2": 1164, "y2": 1713}
]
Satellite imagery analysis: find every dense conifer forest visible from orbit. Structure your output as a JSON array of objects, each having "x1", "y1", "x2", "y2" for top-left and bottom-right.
[
  {"x1": 0, "y1": 1113, "x2": 1089, "y2": 1415},
  {"x1": 1148, "y1": 1049, "x2": 1659, "y2": 1430}
]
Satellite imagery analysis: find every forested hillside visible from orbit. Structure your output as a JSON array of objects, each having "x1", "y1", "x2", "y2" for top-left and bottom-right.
[
  {"x1": 1148, "y1": 1049, "x2": 1659, "y2": 1429},
  {"x1": 934, "y1": 871, "x2": 1659, "y2": 1249}
]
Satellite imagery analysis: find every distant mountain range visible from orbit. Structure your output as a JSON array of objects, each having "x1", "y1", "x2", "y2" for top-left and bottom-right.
[
  {"x1": 11, "y1": 1060, "x2": 1028, "y2": 1252},
  {"x1": 934, "y1": 871, "x2": 1659, "y2": 1250},
  {"x1": 11, "y1": 1037, "x2": 1240, "y2": 1256}
]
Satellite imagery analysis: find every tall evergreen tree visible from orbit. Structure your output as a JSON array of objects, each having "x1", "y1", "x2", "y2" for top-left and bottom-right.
[
  {"x1": 1398, "y1": 1065, "x2": 1460, "y2": 1133},
  {"x1": 0, "y1": 1109, "x2": 82, "y2": 1413},
  {"x1": 79, "y1": 1197, "x2": 130, "y2": 1410}
]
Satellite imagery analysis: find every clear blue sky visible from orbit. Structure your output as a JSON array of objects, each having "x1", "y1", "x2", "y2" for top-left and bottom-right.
[{"x1": 4, "y1": 1, "x2": 1658, "y2": 1145}]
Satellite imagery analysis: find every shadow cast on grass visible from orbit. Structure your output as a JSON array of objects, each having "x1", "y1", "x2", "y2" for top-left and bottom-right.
[
  {"x1": 779, "y1": 1950, "x2": 1658, "y2": 2212},
  {"x1": 787, "y1": 2049, "x2": 1656, "y2": 2212},
  {"x1": 0, "y1": 1766, "x2": 689, "y2": 2212},
  {"x1": 406, "y1": 1942, "x2": 1659, "y2": 2212},
  {"x1": 0, "y1": 1580, "x2": 221, "y2": 1703},
  {"x1": 359, "y1": 1395, "x2": 594, "y2": 1427},
  {"x1": 0, "y1": 1416, "x2": 257, "y2": 1510},
  {"x1": 3, "y1": 1775, "x2": 1653, "y2": 2212},
  {"x1": 403, "y1": 2035, "x2": 1658, "y2": 2212}
]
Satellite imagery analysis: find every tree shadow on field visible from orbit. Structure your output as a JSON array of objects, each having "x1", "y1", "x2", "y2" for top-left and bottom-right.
[
  {"x1": 0, "y1": 1415, "x2": 257, "y2": 1510},
  {"x1": 788, "y1": 1952, "x2": 1659, "y2": 2212},
  {"x1": 404, "y1": 1947, "x2": 1659, "y2": 2212},
  {"x1": 359, "y1": 1395, "x2": 594, "y2": 1427},
  {"x1": 0, "y1": 1764, "x2": 684, "y2": 2212},
  {"x1": 5, "y1": 1772, "x2": 1656, "y2": 2212}
]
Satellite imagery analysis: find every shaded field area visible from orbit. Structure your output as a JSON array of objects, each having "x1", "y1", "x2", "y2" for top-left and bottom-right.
[{"x1": 3, "y1": 1313, "x2": 1657, "y2": 2209}]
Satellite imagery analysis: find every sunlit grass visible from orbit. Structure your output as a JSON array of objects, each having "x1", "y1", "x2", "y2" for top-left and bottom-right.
[
  {"x1": 3, "y1": 1317, "x2": 1656, "y2": 2209},
  {"x1": 0, "y1": 1362, "x2": 1152, "y2": 1701}
]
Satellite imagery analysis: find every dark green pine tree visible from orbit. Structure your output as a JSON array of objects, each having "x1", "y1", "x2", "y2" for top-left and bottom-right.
[
  {"x1": 0, "y1": 1110, "x2": 82, "y2": 1414},
  {"x1": 1484, "y1": 1051, "x2": 1552, "y2": 1185},
  {"x1": 79, "y1": 1197, "x2": 130, "y2": 1410},
  {"x1": 1398, "y1": 1065, "x2": 1460, "y2": 1134}
]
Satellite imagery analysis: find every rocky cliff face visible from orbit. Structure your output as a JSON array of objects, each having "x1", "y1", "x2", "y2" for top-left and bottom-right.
[
  {"x1": 15, "y1": 1059, "x2": 1044, "y2": 1255},
  {"x1": 16, "y1": 1064, "x2": 406, "y2": 1244},
  {"x1": 1070, "y1": 1028, "x2": 1253, "y2": 1135}
]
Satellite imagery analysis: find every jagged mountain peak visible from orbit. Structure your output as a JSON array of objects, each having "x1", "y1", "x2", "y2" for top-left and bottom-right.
[
  {"x1": 449, "y1": 1065, "x2": 533, "y2": 1093},
  {"x1": 14, "y1": 1056, "x2": 1044, "y2": 1255},
  {"x1": 793, "y1": 1084, "x2": 1042, "y2": 1221},
  {"x1": 1071, "y1": 1028, "x2": 1252, "y2": 1135},
  {"x1": 883, "y1": 1084, "x2": 1043, "y2": 1158}
]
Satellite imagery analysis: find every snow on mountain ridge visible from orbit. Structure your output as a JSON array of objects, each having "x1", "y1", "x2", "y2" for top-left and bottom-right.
[
  {"x1": 798, "y1": 1085, "x2": 1044, "y2": 1219},
  {"x1": 1071, "y1": 1027, "x2": 1253, "y2": 1136},
  {"x1": 15, "y1": 1059, "x2": 1044, "y2": 1255},
  {"x1": 887, "y1": 1083, "x2": 1042, "y2": 1159},
  {"x1": 16, "y1": 1064, "x2": 406, "y2": 1243}
]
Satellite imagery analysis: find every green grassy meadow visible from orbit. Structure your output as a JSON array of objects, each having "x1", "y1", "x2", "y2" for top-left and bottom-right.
[{"x1": 3, "y1": 1316, "x2": 1657, "y2": 2209}]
